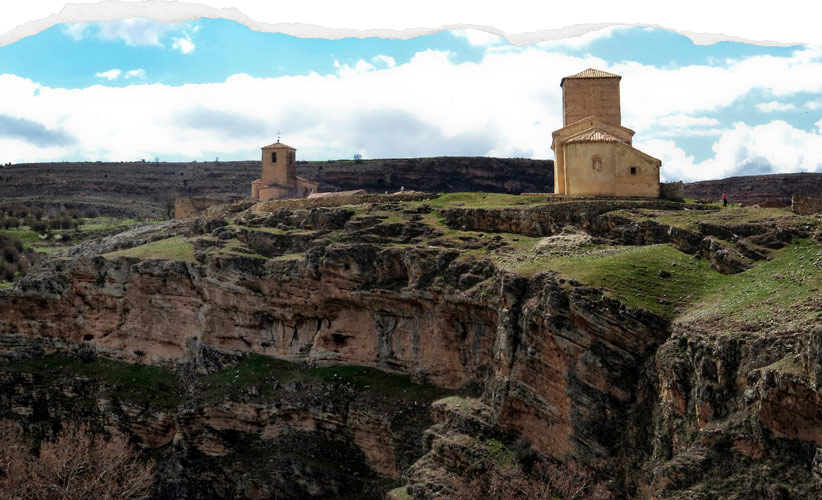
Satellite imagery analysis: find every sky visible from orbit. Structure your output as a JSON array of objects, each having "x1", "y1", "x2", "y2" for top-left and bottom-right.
[{"x1": 1, "y1": 17, "x2": 821, "y2": 182}]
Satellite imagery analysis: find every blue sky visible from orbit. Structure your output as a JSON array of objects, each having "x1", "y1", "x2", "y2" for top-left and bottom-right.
[{"x1": 1, "y1": 18, "x2": 821, "y2": 182}]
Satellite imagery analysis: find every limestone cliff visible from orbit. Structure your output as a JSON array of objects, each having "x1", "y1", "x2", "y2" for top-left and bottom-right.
[{"x1": 1, "y1": 193, "x2": 820, "y2": 499}]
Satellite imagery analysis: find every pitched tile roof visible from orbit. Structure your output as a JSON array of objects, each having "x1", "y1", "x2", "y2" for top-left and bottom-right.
[
  {"x1": 561, "y1": 68, "x2": 621, "y2": 86},
  {"x1": 565, "y1": 128, "x2": 628, "y2": 144},
  {"x1": 564, "y1": 68, "x2": 621, "y2": 79},
  {"x1": 261, "y1": 141, "x2": 296, "y2": 150}
]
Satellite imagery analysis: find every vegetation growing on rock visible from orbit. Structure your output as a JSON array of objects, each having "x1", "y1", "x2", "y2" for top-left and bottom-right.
[{"x1": 1, "y1": 192, "x2": 820, "y2": 499}]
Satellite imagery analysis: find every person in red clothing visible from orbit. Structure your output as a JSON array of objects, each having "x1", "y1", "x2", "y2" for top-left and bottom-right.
[{"x1": 722, "y1": 192, "x2": 728, "y2": 207}]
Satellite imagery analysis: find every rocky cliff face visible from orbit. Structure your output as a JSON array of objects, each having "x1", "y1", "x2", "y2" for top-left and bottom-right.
[
  {"x1": 683, "y1": 172, "x2": 822, "y2": 207},
  {"x1": 1, "y1": 194, "x2": 820, "y2": 499},
  {"x1": 0, "y1": 157, "x2": 553, "y2": 218}
]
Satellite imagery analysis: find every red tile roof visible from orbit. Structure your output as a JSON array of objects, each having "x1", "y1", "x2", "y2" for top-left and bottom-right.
[
  {"x1": 565, "y1": 128, "x2": 627, "y2": 144},
  {"x1": 261, "y1": 141, "x2": 295, "y2": 150},
  {"x1": 564, "y1": 68, "x2": 621, "y2": 79},
  {"x1": 561, "y1": 68, "x2": 621, "y2": 86}
]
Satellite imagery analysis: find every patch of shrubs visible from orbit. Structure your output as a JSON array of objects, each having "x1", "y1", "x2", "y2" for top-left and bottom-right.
[
  {"x1": 0, "y1": 217, "x2": 22, "y2": 229},
  {"x1": 453, "y1": 458, "x2": 612, "y2": 500},
  {"x1": 14, "y1": 214, "x2": 80, "y2": 234},
  {"x1": 0, "y1": 234, "x2": 37, "y2": 282},
  {"x1": 0, "y1": 204, "x2": 45, "y2": 220}
]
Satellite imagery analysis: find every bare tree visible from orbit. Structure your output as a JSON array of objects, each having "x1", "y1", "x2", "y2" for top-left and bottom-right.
[
  {"x1": 452, "y1": 459, "x2": 611, "y2": 500},
  {"x1": 0, "y1": 419, "x2": 154, "y2": 500},
  {"x1": 160, "y1": 191, "x2": 179, "y2": 220}
]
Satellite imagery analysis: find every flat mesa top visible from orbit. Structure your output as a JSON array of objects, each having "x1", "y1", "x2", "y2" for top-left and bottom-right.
[
  {"x1": 561, "y1": 68, "x2": 621, "y2": 86},
  {"x1": 261, "y1": 141, "x2": 296, "y2": 150}
]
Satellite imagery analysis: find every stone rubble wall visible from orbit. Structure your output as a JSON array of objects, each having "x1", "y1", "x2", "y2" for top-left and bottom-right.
[{"x1": 792, "y1": 194, "x2": 822, "y2": 215}]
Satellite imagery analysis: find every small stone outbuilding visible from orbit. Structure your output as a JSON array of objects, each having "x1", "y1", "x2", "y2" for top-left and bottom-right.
[
  {"x1": 551, "y1": 69, "x2": 661, "y2": 197},
  {"x1": 251, "y1": 141, "x2": 318, "y2": 201}
]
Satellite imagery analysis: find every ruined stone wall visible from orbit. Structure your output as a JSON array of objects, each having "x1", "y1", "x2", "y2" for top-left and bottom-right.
[
  {"x1": 250, "y1": 192, "x2": 437, "y2": 212},
  {"x1": 792, "y1": 194, "x2": 822, "y2": 215},
  {"x1": 174, "y1": 197, "x2": 229, "y2": 219},
  {"x1": 660, "y1": 181, "x2": 684, "y2": 199}
]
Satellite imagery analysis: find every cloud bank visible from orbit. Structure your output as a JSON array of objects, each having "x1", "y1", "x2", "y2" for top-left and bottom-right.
[{"x1": 1, "y1": 41, "x2": 820, "y2": 181}]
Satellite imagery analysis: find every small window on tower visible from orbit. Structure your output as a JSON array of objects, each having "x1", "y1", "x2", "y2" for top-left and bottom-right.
[
  {"x1": 272, "y1": 152, "x2": 277, "y2": 162},
  {"x1": 592, "y1": 156, "x2": 602, "y2": 171},
  {"x1": 630, "y1": 167, "x2": 637, "y2": 175}
]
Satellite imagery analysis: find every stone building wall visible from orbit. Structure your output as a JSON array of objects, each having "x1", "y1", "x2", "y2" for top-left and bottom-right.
[
  {"x1": 792, "y1": 194, "x2": 822, "y2": 215},
  {"x1": 660, "y1": 181, "x2": 685, "y2": 200},
  {"x1": 562, "y1": 77, "x2": 621, "y2": 126},
  {"x1": 261, "y1": 147, "x2": 295, "y2": 186},
  {"x1": 174, "y1": 197, "x2": 229, "y2": 219},
  {"x1": 560, "y1": 141, "x2": 659, "y2": 197}
]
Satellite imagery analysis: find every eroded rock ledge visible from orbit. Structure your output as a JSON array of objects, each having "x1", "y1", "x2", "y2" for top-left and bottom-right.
[{"x1": 1, "y1": 195, "x2": 820, "y2": 499}]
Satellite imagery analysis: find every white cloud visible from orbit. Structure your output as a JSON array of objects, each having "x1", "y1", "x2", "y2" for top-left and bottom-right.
[
  {"x1": 618, "y1": 45, "x2": 822, "y2": 130},
  {"x1": 63, "y1": 19, "x2": 179, "y2": 47},
  {"x1": 172, "y1": 36, "x2": 195, "y2": 54},
  {"x1": 2, "y1": 42, "x2": 821, "y2": 181},
  {"x1": 451, "y1": 29, "x2": 505, "y2": 47},
  {"x1": 124, "y1": 69, "x2": 146, "y2": 79},
  {"x1": 642, "y1": 120, "x2": 822, "y2": 182},
  {"x1": 371, "y1": 55, "x2": 396, "y2": 68},
  {"x1": 804, "y1": 100, "x2": 822, "y2": 110},
  {"x1": 333, "y1": 59, "x2": 377, "y2": 77},
  {"x1": 756, "y1": 101, "x2": 797, "y2": 112},
  {"x1": 95, "y1": 69, "x2": 121, "y2": 80},
  {"x1": 534, "y1": 25, "x2": 631, "y2": 50},
  {"x1": 61, "y1": 19, "x2": 199, "y2": 53},
  {"x1": 62, "y1": 23, "x2": 87, "y2": 41},
  {"x1": 657, "y1": 114, "x2": 720, "y2": 128}
]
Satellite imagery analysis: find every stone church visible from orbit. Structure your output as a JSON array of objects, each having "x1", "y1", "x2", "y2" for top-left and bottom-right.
[
  {"x1": 551, "y1": 69, "x2": 661, "y2": 197},
  {"x1": 251, "y1": 141, "x2": 319, "y2": 201}
]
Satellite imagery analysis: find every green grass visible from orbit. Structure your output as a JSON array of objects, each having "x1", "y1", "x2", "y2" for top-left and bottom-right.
[
  {"x1": 618, "y1": 205, "x2": 809, "y2": 233},
  {"x1": 421, "y1": 192, "x2": 547, "y2": 210},
  {"x1": 78, "y1": 217, "x2": 141, "y2": 231},
  {"x1": 533, "y1": 238, "x2": 820, "y2": 325},
  {"x1": 2, "y1": 355, "x2": 183, "y2": 407},
  {"x1": 387, "y1": 487, "x2": 412, "y2": 500},
  {"x1": 104, "y1": 236, "x2": 196, "y2": 262},
  {"x1": 269, "y1": 252, "x2": 305, "y2": 262},
  {"x1": 196, "y1": 354, "x2": 449, "y2": 402},
  {"x1": 764, "y1": 354, "x2": 805, "y2": 375},
  {"x1": 1, "y1": 216, "x2": 146, "y2": 255},
  {"x1": 0, "y1": 229, "x2": 42, "y2": 244},
  {"x1": 550, "y1": 244, "x2": 726, "y2": 319},
  {"x1": 682, "y1": 238, "x2": 821, "y2": 328},
  {"x1": 482, "y1": 438, "x2": 516, "y2": 466},
  {"x1": 212, "y1": 237, "x2": 267, "y2": 260}
]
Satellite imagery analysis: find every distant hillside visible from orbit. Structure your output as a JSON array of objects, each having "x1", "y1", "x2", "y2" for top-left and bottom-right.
[
  {"x1": 2, "y1": 158, "x2": 819, "y2": 217},
  {"x1": 684, "y1": 172, "x2": 822, "y2": 206},
  {"x1": 0, "y1": 157, "x2": 554, "y2": 218}
]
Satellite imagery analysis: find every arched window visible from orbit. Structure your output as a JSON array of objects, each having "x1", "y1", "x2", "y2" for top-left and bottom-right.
[
  {"x1": 592, "y1": 156, "x2": 602, "y2": 171},
  {"x1": 271, "y1": 152, "x2": 277, "y2": 162}
]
